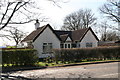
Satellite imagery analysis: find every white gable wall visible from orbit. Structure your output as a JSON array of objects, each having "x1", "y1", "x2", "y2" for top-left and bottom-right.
[
  {"x1": 80, "y1": 30, "x2": 98, "y2": 48},
  {"x1": 66, "y1": 37, "x2": 72, "y2": 42},
  {"x1": 33, "y1": 26, "x2": 60, "y2": 58},
  {"x1": 63, "y1": 37, "x2": 72, "y2": 48}
]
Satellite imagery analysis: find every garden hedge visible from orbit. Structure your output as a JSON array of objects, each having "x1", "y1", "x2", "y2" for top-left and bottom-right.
[
  {"x1": 53, "y1": 46, "x2": 120, "y2": 63},
  {"x1": 2, "y1": 49, "x2": 38, "y2": 67}
]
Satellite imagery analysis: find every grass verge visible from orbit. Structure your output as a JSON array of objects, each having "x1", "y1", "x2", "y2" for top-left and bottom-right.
[{"x1": 37, "y1": 59, "x2": 120, "y2": 67}]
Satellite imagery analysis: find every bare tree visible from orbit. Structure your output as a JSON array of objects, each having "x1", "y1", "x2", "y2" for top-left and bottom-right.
[
  {"x1": 2, "y1": 27, "x2": 26, "y2": 47},
  {"x1": 99, "y1": 21, "x2": 110, "y2": 41},
  {"x1": 99, "y1": 0, "x2": 120, "y2": 23},
  {"x1": 101, "y1": 31, "x2": 120, "y2": 41},
  {"x1": 0, "y1": 0, "x2": 64, "y2": 30},
  {"x1": 61, "y1": 9, "x2": 97, "y2": 31}
]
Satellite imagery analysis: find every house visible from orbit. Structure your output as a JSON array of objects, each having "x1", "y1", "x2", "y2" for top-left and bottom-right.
[{"x1": 22, "y1": 20, "x2": 99, "y2": 58}]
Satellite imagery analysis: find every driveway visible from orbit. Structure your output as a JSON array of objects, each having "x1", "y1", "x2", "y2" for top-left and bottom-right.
[{"x1": 1, "y1": 62, "x2": 119, "y2": 79}]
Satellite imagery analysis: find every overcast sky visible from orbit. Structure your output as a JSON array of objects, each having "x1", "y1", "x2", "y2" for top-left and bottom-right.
[
  {"x1": 0, "y1": 0, "x2": 107, "y2": 46},
  {"x1": 40, "y1": 0, "x2": 107, "y2": 28}
]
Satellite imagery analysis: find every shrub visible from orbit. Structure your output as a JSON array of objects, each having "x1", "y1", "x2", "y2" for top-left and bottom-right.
[
  {"x1": 2, "y1": 49, "x2": 38, "y2": 67},
  {"x1": 53, "y1": 46, "x2": 120, "y2": 63}
]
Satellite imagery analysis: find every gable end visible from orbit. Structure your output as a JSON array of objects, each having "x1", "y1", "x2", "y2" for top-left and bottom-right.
[
  {"x1": 33, "y1": 24, "x2": 61, "y2": 42},
  {"x1": 79, "y1": 27, "x2": 99, "y2": 42}
]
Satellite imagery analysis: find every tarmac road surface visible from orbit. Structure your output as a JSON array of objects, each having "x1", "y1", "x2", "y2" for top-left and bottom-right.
[{"x1": 1, "y1": 62, "x2": 119, "y2": 79}]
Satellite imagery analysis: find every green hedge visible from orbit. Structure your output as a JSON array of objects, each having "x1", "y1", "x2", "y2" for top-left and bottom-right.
[
  {"x1": 53, "y1": 46, "x2": 120, "y2": 63},
  {"x1": 2, "y1": 49, "x2": 39, "y2": 67}
]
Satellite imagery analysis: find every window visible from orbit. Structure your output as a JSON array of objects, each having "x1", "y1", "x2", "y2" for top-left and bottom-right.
[
  {"x1": 75, "y1": 41, "x2": 80, "y2": 48},
  {"x1": 47, "y1": 43, "x2": 52, "y2": 52},
  {"x1": 65, "y1": 44, "x2": 67, "y2": 48},
  {"x1": 64, "y1": 43, "x2": 71, "y2": 48},
  {"x1": 72, "y1": 43, "x2": 76, "y2": 48},
  {"x1": 43, "y1": 43, "x2": 52, "y2": 53},
  {"x1": 68, "y1": 44, "x2": 71, "y2": 48},
  {"x1": 76, "y1": 43, "x2": 81, "y2": 48},
  {"x1": 43, "y1": 43, "x2": 47, "y2": 53},
  {"x1": 60, "y1": 44, "x2": 64, "y2": 48},
  {"x1": 27, "y1": 42, "x2": 33, "y2": 48},
  {"x1": 86, "y1": 42, "x2": 92, "y2": 47},
  {"x1": 79, "y1": 44, "x2": 80, "y2": 47}
]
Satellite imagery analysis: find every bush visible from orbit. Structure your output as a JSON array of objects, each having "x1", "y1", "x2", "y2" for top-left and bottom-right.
[
  {"x1": 53, "y1": 46, "x2": 120, "y2": 63},
  {"x1": 2, "y1": 49, "x2": 39, "y2": 67}
]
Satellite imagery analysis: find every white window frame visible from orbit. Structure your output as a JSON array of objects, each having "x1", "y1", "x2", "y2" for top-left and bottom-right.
[{"x1": 64, "y1": 43, "x2": 71, "y2": 48}]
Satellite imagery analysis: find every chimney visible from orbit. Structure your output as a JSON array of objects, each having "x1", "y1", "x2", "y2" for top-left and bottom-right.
[{"x1": 34, "y1": 19, "x2": 40, "y2": 30}]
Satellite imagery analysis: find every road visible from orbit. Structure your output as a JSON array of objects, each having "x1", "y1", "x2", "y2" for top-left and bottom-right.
[{"x1": 1, "y1": 62, "x2": 119, "y2": 79}]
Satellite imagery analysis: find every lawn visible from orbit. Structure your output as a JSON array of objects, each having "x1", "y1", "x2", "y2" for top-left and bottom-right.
[
  {"x1": 1, "y1": 59, "x2": 120, "y2": 67},
  {"x1": 37, "y1": 59, "x2": 120, "y2": 67}
]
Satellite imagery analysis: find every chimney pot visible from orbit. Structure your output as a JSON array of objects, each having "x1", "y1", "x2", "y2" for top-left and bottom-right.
[{"x1": 35, "y1": 19, "x2": 40, "y2": 29}]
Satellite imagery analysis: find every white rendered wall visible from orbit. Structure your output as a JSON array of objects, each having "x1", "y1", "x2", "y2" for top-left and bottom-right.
[
  {"x1": 80, "y1": 30, "x2": 98, "y2": 48},
  {"x1": 33, "y1": 26, "x2": 60, "y2": 58}
]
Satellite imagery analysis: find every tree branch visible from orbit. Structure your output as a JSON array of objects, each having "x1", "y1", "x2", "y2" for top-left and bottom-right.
[
  {"x1": 15, "y1": 2, "x2": 29, "y2": 11},
  {"x1": 0, "y1": 2, "x2": 20, "y2": 30},
  {"x1": 0, "y1": 2, "x2": 10, "y2": 25}
]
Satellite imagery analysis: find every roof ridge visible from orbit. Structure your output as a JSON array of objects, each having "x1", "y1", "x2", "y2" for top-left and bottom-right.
[{"x1": 54, "y1": 30, "x2": 72, "y2": 32}]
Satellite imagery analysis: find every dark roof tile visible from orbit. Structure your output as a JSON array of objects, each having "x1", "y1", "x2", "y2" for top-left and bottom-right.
[
  {"x1": 72, "y1": 28, "x2": 88, "y2": 41},
  {"x1": 22, "y1": 25, "x2": 46, "y2": 42},
  {"x1": 60, "y1": 34, "x2": 69, "y2": 42}
]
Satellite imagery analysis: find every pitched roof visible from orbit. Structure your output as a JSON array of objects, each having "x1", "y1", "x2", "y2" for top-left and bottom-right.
[
  {"x1": 54, "y1": 30, "x2": 72, "y2": 36},
  {"x1": 22, "y1": 24, "x2": 61, "y2": 42},
  {"x1": 60, "y1": 34, "x2": 69, "y2": 42},
  {"x1": 22, "y1": 24, "x2": 99, "y2": 42},
  {"x1": 72, "y1": 27, "x2": 99, "y2": 42},
  {"x1": 22, "y1": 26, "x2": 46, "y2": 42},
  {"x1": 54, "y1": 30, "x2": 72, "y2": 42},
  {"x1": 72, "y1": 28, "x2": 88, "y2": 41},
  {"x1": 54, "y1": 27, "x2": 99, "y2": 42}
]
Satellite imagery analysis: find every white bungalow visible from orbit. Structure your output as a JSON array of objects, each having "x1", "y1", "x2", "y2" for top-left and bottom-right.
[{"x1": 22, "y1": 20, "x2": 99, "y2": 58}]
